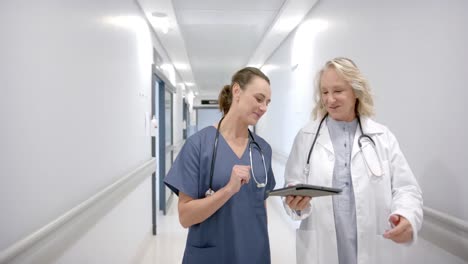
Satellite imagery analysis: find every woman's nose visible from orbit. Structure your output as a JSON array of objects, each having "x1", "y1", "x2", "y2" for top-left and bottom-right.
[
  {"x1": 259, "y1": 102, "x2": 268, "y2": 112},
  {"x1": 326, "y1": 94, "x2": 336, "y2": 103}
]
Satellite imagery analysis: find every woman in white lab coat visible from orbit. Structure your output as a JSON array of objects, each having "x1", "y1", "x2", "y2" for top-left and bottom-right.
[{"x1": 283, "y1": 57, "x2": 423, "y2": 264}]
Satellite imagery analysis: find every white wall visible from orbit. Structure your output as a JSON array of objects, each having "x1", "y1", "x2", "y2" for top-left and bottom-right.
[
  {"x1": 173, "y1": 84, "x2": 185, "y2": 146},
  {"x1": 196, "y1": 108, "x2": 222, "y2": 131},
  {"x1": 257, "y1": 0, "x2": 468, "y2": 262},
  {"x1": 0, "y1": 0, "x2": 159, "y2": 262}
]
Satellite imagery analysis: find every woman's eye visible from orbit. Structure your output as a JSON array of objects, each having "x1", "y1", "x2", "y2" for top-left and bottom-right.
[
  {"x1": 322, "y1": 91, "x2": 328, "y2": 95},
  {"x1": 255, "y1": 97, "x2": 262, "y2": 102}
]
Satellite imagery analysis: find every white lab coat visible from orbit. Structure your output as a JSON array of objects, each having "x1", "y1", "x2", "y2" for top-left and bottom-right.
[{"x1": 283, "y1": 117, "x2": 423, "y2": 264}]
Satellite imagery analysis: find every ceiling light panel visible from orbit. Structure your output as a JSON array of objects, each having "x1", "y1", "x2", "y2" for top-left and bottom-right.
[{"x1": 173, "y1": 0, "x2": 285, "y2": 11}]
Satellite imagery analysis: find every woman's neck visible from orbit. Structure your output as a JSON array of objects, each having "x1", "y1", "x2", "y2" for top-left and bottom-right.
[{"x1": 218, "y1": 112, "x2": 248, "y2": 139}]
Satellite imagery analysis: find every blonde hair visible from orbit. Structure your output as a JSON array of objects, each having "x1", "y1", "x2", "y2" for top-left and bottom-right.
[{"x1": 312, "y1": 57, "x2": 375, "y2": 120}]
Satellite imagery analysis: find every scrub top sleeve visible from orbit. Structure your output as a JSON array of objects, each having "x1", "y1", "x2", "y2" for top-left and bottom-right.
[{"x1": 164, "y1": 139, "x2": 200, "y2": 199}]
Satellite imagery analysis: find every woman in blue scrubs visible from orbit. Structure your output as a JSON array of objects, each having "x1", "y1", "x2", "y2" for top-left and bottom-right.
[{"x1": 164, "y1": 67, "x2": 276, "y2": 264}]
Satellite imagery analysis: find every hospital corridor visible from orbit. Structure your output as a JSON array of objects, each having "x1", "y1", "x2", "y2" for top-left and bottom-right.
[{"x1": 1, "y1": 0, "x2": 467, "y2": 263}]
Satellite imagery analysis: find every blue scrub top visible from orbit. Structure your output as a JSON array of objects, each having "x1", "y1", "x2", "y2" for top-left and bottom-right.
[{"x1": 164, "y1": 126, "x2": 276, "y2": 264}]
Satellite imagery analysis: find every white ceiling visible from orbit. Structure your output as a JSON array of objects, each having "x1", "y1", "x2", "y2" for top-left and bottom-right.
[
  {"x1": 173, "y1": 0, "x2": 284, "y2": 96},
  {"x1": 139, "y1": 0, "x2": 319, "y2": 98}
]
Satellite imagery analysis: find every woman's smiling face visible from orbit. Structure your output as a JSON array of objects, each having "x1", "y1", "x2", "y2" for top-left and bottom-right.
[{"x1": 320, "y1": 68, "x2": 357, "y2": 122}]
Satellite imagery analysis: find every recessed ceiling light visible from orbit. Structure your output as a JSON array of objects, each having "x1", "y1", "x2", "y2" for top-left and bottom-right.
[
  {"x1": 151, "y1": 12, "x2": 167, "y2": 18},
  {"x1": 150, "y1": 12, "x2": 170, "y2": 34}
]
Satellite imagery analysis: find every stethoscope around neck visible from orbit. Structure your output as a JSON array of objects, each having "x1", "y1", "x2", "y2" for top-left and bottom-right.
[
  {"x1": 205, "y1": 116, "x2": 268, "y2": 197},
  {"x1": 303, "y1": 113, "x2": 384, "y2": 178}
]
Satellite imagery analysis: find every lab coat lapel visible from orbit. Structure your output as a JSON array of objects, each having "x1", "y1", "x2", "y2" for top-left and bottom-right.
[
  {"x1": 316, "y1": 122, "x2": 334, "y2": 155},
  {"x1": 351, "y1": 117, "x2": 384, "y2": 160},
  {"x1": 351, "y1": 127, "x2": 363, "y2": 160}
]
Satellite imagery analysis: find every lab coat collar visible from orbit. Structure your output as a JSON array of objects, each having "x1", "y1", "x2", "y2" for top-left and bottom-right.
[
  {"x1": 302, "y1": 118, "x2": 324, "y2": 134},
  {"x1": 358, "y1": 116, "x2": 385, "y2": 135},
  {"x1": 302, "y1": 119, "x2": 334, "y2": 154},
  {"x1": 352, "y1": 117, "x2": 385, "y2": 159},
  {"x1": 302, "y1": 116, "x2": 385, "y2": 135},
  {"x1": 301, "y1": 116, "x2": 385, "y2": 155}
]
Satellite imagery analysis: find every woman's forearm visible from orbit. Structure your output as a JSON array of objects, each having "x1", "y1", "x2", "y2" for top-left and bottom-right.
[{"x1": 178, "y1": 186, "x2": 236, "y2": 228}]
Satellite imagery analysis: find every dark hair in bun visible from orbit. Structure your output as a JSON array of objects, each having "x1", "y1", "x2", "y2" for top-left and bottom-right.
[{"x1": 218, "y1": 67, "x2": 270, "y2": 115}]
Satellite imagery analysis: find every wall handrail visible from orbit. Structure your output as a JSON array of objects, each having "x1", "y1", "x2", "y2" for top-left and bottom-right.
[
  {"x1": 424, "y1": 206, "x2": 468, "y2": 233},
  {"x1": 0, "y1": 158, "x2": 156, "y2": 263},
  {"x1": 421, "y1": 206, "x2": 468, "y2": 261}
]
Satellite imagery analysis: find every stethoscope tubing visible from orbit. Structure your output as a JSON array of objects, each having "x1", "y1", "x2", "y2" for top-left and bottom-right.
[
  {"x1": 207, "y1": 117, "x2": 267, "y2": 195},
  {"x1": 306, "y1": 113, "x2": 378, "y2": 168}
]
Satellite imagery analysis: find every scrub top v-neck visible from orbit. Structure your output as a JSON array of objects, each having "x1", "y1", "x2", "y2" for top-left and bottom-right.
[{"x1": 165, "y1": 126, "x2": 276, "y2": 264}]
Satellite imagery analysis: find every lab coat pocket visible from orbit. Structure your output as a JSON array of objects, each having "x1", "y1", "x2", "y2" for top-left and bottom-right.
[
  {"x1": 375, "y1": 212, "x2": 392, "y2": 235},
  {"x1": 372, "y1": 160, "x2": 393, "y2": 234},
  {"x1": 184, "y1": 245, "x2": 218, "y2": 264},
  {"x1": 296, "y1": 229, "x2": 318, "y2": 264},
  {"x1": 371, "y1": 235, "x2": 403, "y2": 264},
  {"x1": 360, "y1": 142, "x2": 381, "y2": 176}
]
